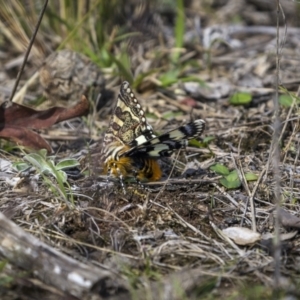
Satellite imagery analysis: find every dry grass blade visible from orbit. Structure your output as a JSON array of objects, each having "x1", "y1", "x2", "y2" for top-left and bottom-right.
[
  {"x1": 8, "y1": 0, "x2": 48, "y2": 102},
  {"x1": 1, "y1": 1, "x2": 300, "y2": 299},
  {"x1": 0, "y1": 212, "x2": 126, "y2": 298},
  {"x1": 272, "y1": 0, "x2": 286, "y2": 287}
]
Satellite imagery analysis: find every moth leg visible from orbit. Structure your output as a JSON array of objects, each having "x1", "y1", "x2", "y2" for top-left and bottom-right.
[
  {"x1": 133, "y1": 168, "x2": 146, "y2": 190},
  {"x1": 116, "y1": 165, "x2": 126, "y2": 195},
  {"x1": 103, "y1": 167, "x2": 112, "y2": 190}
]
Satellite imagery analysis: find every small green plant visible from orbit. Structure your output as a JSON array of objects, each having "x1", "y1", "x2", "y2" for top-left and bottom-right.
[
  {"x1": 229, "y1": 92, "x2": 252, "y2": 105},
  {"x1": 14, "y1": 149, "x2": 79, "y2": 182},
  {"x1": 0, "y1": 1, "x2": 134, "y2": 81},
  {"x1": 13, "y1": 149, "x2": 80, "y2": 204},
  {"x1": 172, "y1": 0, "x2": 185, "y2": 64},
  {"x1": 188, "y1": 135, "x2": 214, "y2": 150},
  {"x1": 153, "y1": 0, "x2": 206, "y2": 88},
  {"x1": 210, "y1": 163, "x2": 258, "y2": 189},
  {"x1": 279, "y1": 86, "x2": 300, "y2": 107},
  {"x1": 279, "y1": 93, "x2": 300, "y2": 107}
]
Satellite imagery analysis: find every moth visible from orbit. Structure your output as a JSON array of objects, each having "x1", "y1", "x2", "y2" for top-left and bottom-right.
[{"x1": 101, "y1": 81, "x2": 205, "y2": 181}]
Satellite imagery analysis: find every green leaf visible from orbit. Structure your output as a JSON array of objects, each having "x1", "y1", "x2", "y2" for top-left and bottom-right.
[
  {"x1": 132, "y1": 69, "x2": 159, "y2": 88},
  {"x1": 23, "y1": 152, "x2": 70, "y2": 184},
  {"x1": 279, "y1": 94, "x2": 293, "y2": 107},
  {"x1": 220, "y1": 170, "x2": 241, "y2": 189},
  {"x1": 226, "y1": 170, "x2": 239, "y2": 181},
  {"x1": 109, "y1": 52, "x2": 133, "y2": 83},
  {"x1": 202, "y1": 136, "x2": 215, "y2": 144},
  {"x1": 84, "y1": 46, "x2": 112, "y2": 68},
  {"x1": 24, "y1": 153, "x2": 50, "y2": 174},
  {"x1": 230, "y1": 92, "x2": 252, "y2": 105},
  {"x1": 56, "y1": 170, "x2": 68, "y2": 183},
  {"x1": 210, "y1": 164, "x2": 230, "y2": 176},
  {"x1": 220, "y1": 178, "x2": 241, "y2": 189},
  {"x1": 172, "y1": 0, "x2": 185, "y2": 64},
  {"x1": 188, "y1": 139, "x2": 203, "y2": 147},
  {"x1": 159, "y1": 69, "x2": 180, "y2": 87},
  {"x1": 245, "y1": 172, "x2": 258, "y2": 181},
  {"x1": 162, "y1": 111, "x2": 183, "y2": 119},
  {"x1": 56, "y1": 158, "x2": 80, "y2": 170},
  {"x1": 38, "y1": 148, "x2": 48, "y2": 159},
  {"x1": 13, "y1": 162, "x2": 30, "y2": 172},
  {"x1": 46, "y1": 160, "x2": 59, "y2": 178}
]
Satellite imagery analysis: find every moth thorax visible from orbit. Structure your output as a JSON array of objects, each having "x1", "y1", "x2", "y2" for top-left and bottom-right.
[{"x1": 104, "y1": 145, "x2": 125, "y2": 163}]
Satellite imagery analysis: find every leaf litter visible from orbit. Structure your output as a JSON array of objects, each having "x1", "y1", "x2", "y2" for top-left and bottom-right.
[{"x1": 0, "y1": 1, "x2": 300, "y2": 299}]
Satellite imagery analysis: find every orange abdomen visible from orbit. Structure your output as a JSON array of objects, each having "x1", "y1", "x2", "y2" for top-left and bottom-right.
[
  {"x1": 103, "y1": 156, "x2": 162, "y2": 181},
  {"x1": 137, "y1": 158, "x2": 162, "y2": 181}
]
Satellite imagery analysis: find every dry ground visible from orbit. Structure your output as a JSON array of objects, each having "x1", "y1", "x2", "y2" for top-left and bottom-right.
[{"x1": 1, "y1": 1, "x2": 300, "y2": 299}]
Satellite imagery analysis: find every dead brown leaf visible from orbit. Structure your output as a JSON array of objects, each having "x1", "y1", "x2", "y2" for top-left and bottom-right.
[
  {"x1": 0, "y1": 95, "x2": 89, "y2": 152},
  {"x1": 279, "y1": 208, "x2": 300, "y2": 229}
]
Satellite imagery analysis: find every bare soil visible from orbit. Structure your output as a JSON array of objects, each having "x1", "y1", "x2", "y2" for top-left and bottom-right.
[{"x1": 1, "y1": 1, "x2": 300, "y2": 299}]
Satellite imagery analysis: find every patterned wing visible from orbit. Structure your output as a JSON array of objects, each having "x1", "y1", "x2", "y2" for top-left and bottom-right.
[
  {"x1": 122, "y1": 119, "x2": 205, "y2": 158},
  {"x1": 100, "y1": 81, "x2": 206, "y2": 182},
  {"x1": 101, "y1": 81, "x2": 156, "y2": 162}
]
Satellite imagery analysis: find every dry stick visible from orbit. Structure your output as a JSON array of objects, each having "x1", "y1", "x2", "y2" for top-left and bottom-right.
[
  {"x1": 166, "y1": 204, "x2": 211, "y2": 242},
  {"x1": 231, "y1": 153, "x2": 257, "y2": 232},
  {"x1": 157, "y1": 92, "x2": 191, "y2": 113},
  {"x1": 273, "y1": 0, "x2": 286, "y2": 289},
  {"x1": 144, "y1": 177, "x2": 220, "y2": 186},
  {"x1": 279, "y1": 96, "x2": 297, "y2": 150},
  {"x1": 211, "y1": 182, "x2": 242, "y2": 209},
  {"x1": 151, "y1": 150, "x2": 211, "y2": 242},
  {"x1": 264, "y1": 104, "x2": 291, "y2": 182},
  {"x1": 282, "y1": 114, "x2": 300, "y2": 165},
  {"x1": 27, "y1": 227, "x2": 139, "y2": 260},
  {"x1": 281, "y1": 124, "x2": 300, "y2": 206},
  {"x1": 157, "y1": 91, "x2": 206, "y2": 116},
  {"x1": 147, "y1": 152, "x2": 184, "y2": 225},
  {"x1": 289, "y1": 86, "x2": 300, "y2": 203},
  {"x1": 210, "y1": 221, "x2": 244, "y2": 257},
  {"x1": 152, "y1": 149, "x2": 182, "y2": 202},
  {"x1": 247, "y1": 167, "x2": 267, "y2": 222},
  {"x1": 0, "y1": 212, "x2": 125, "y2": 298},
  {"x1": 263, "y1": 20, "x2": 288, "y2": 183},
  {"x1": 81, "y1": 207, "x2": 132, "y2": 230},
  {"x1": 235, "y1": 137, "x2": 256, "y2": 230},
  {"x1": 8, "y1": 0, "x2": 48, "y2": 102},
  {"x1": 282, "y1": 84, "x2": 300, "y2": 165},
  {"x1": 237, "y1": 148, "x2": 257, "y2": 230},
  {"x1": 11, "y1": 72, "x2": 40, "y2": 104}
]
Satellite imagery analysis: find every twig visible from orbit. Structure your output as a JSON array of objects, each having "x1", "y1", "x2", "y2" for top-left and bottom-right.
[
  {"x1": 231, "y1": 153, "x2": 257, "y2": 232},
  {"x1": 0, "y1": 212, "x2": 126, "y2": 298},
  {"x1": 211, "y1": 182, "x2": 242, "y2": 208},
  {"x1": 166, "y1": 204, "x2": 211, "y2": 242},
  {"x1": 210, "y1": 221, "x2": 244, "y2": 257},
  {"x1": 144, "y1": 177, "x2": 220, "y2": 186},
  {"x1": 273, "y1": 0, "x2": 286, "y2": 288},
  {"x1": 9, "y1": 0, "x2": 48, "y2": 102},
  {"x1": 246, "y1": 168, "x2": 267, "y2": 230}
]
